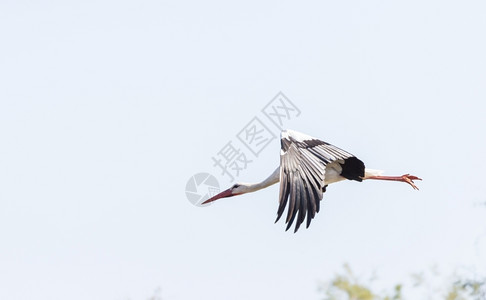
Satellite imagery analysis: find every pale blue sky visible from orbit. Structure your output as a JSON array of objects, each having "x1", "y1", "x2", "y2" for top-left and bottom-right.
[{"x1": 1, "y1": 1, "x2": 485, "y2": 300}]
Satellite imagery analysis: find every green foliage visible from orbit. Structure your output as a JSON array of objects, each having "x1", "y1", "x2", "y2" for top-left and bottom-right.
[
  {"x1": 445, "y1": 279, "x2": 485, "y2": 300},
  {"x1": 331, "y1": 275, "x2": 374, "y2": 300},
  {"x1": 320, "y1": 264, "x2": 402, "y2": 300},
  {"x1": 320, "y1": 265, "x2": 485, "y2": 300}
]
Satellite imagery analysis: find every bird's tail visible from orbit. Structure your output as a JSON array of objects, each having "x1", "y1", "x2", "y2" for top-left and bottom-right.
[{"x1": 363, "y1": 168, "x2": 384, "y2": 179}]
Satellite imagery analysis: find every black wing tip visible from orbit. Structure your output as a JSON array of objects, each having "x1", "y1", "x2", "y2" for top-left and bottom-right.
[
  {"x1": 278, "y1": 133, "x2": 335, "y2": 233},
  {"x1": 340, "y1": 157, "x2": 365, "y2": 181}
]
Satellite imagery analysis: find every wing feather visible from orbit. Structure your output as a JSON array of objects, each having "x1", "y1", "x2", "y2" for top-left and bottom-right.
[{"x1": 277, "y1": 129, "x2": 360, "y2": 232}]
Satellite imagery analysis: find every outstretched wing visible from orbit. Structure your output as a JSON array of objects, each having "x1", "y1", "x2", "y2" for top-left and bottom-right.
[{"x1": 276, "y1": 129, "x2": 363, "y2": 232}]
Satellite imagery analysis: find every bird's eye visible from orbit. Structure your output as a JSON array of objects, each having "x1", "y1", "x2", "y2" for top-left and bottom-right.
[{"x1": 232, "y1": 184, "x2": 240, "y2": 189}]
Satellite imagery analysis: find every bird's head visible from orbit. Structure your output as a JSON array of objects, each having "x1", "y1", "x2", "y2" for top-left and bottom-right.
[{"x1": 201, "y1": 183, "x2": 249, "y2": 204}]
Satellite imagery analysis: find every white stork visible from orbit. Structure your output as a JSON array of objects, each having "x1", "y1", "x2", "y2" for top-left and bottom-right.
[{"x1": 203, "y1": 129, "x2": 421, "y2": 232}]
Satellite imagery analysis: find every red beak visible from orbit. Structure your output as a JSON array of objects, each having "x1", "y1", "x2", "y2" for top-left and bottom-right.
[{"x1": 202, "y1": 188, "x2": 233, "y2": 204}]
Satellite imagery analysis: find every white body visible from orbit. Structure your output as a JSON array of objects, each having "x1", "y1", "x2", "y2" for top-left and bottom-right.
[{"x1": 234, "y1": 165, "x2": 383, "y2": 195}]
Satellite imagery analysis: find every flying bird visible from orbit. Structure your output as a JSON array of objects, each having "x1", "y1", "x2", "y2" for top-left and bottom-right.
[{"x1": 203, "y1": 129, "x2": 421, "y2": 232}]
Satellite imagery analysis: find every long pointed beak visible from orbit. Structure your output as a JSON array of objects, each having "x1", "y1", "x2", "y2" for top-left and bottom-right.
[{"x1": 202, "y1": 188, "x2": 233, "y2": 204}]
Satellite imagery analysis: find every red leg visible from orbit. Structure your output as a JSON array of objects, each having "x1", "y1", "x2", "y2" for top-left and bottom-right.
[{"x1": 366, "y1": 174, "x2": 422, "y2": 190}]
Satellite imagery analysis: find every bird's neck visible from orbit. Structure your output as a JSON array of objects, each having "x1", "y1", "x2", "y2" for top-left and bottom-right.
[{"x1": 242, "y1": 167, "x2": 280, "y2": 193}]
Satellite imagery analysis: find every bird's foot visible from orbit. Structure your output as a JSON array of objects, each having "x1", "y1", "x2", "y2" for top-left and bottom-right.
[{"x1": 401, "y1": 174, "x2": 422, "y2": 190}]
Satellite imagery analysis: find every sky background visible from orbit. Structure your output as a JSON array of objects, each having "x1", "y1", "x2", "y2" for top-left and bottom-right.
[{"x1": 1, "y1": 1, "x2": 486, "y2": 299}]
